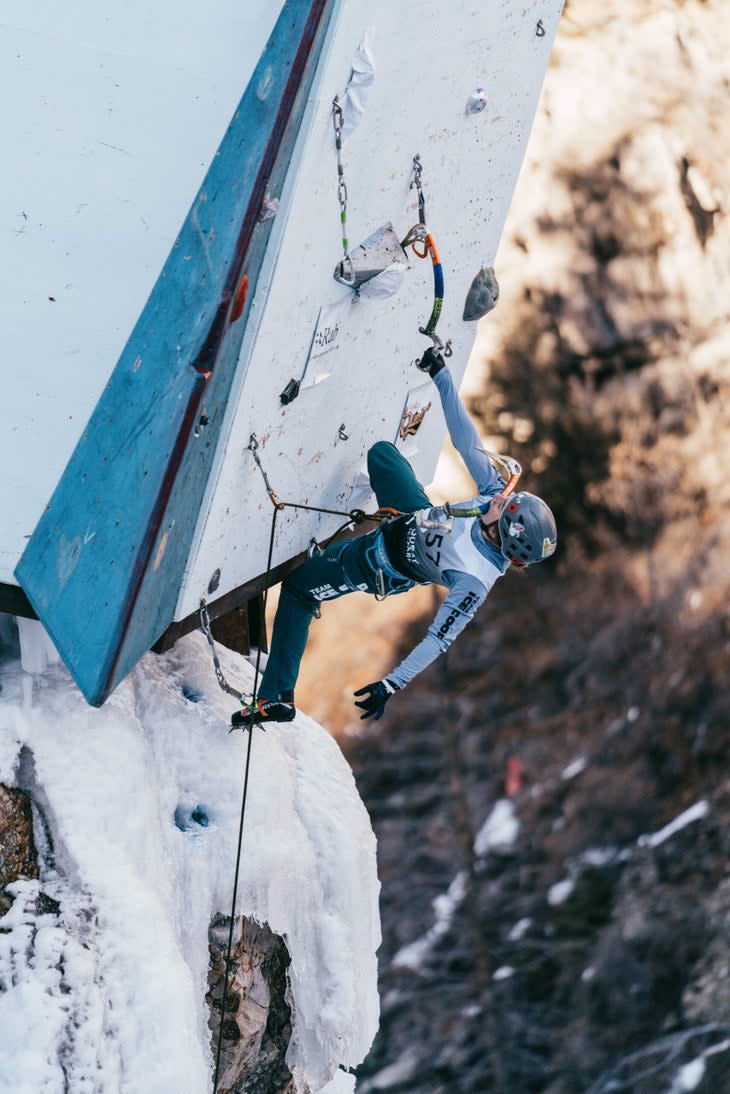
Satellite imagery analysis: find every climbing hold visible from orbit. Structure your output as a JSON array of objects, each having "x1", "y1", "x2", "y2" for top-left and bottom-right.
[
  {"x1": 333, "y1": 222, "x2": 409, "y2": 292},
  {"x1": 174, "y1": 804, "x2": 211, "y2": 831},
  {"x1": 257, "y1": 66, "x2": 274, "y2": 101},
  {"x1": 280, "y1": 378, "x2": 301, "y2": 405},
  {"x1": 181, "y1": 683, "x2": 204, "y2": 703},
  {"x1": 465, "y1": 87, "x2": 488, "y2": 115},
  {"x1": 258, "y1": 192, "x2": 280, "y2": 223},
  {"x1": 230, "y1": 272, "x2": 249, "y2": 323},
  {"x1": 463, "y1": 266, "x2": 499, "y2": 321}
]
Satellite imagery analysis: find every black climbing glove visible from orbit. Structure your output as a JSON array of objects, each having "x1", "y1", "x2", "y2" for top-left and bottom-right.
[
  {"x1": 354, "y1": 679, "x2": 401, "y2": 721},
  {"x1": 416, "y1": 346, "x2": 446, "y2": 378}
]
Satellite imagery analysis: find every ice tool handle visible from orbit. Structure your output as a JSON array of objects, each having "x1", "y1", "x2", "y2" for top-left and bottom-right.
[{"x1": 402, "y1": 155, "x2": 447, "y2": 349}]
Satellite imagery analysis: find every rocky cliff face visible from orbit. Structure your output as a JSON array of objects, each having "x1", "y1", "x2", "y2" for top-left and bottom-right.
[
  {"x1": 207, "y1": 916, "x2": 295, "y2": 1094},
  {"x1": 346, "y1": 1, "x2": 730, "y2": 1090}
]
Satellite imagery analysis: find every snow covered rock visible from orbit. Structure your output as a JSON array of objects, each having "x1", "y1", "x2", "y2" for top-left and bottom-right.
[{"x1": 0, "y1": 628, "x2": 380, "y2": 1093}]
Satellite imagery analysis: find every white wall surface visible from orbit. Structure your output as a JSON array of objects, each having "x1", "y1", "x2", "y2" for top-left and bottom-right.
[{"x1": 0, "y1": 0, "x2": 283, "y2": 583}]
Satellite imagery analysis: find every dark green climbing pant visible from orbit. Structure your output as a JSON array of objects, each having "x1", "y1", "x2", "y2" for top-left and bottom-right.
[{"x1": 259, "y1": 441, "x2": 431, "y2": 701}]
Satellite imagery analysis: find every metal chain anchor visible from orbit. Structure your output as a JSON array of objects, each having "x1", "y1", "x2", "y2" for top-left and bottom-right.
[
  {"x1": 248, "y1": 434, "x2": 283, "y2": 508},
  {"x1": 332, "y1": 98, "x2": 354, "y2": 286},
  {"x1": 410, "y1": 153, "x2": 426, "y2": 226},
  {"x1": 199, "y1": 598, "x2": 248, "y2": 703}
]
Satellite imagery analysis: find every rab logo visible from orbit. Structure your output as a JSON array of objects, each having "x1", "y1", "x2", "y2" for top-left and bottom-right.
[{"x1": 542, "y1": 537, "x2": 556, "y2": 558}]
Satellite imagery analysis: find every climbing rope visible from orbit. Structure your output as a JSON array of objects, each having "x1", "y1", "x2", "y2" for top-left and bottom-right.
[
  {"x1": 401, "y1": 154, "x2": 451, "y2": 356},
  {"x1": 210, "y1": 498, "x2": 280, "y2": 1094},
  {"x1": 248, "y1": 432, "x2": 397, "y2": 530}
]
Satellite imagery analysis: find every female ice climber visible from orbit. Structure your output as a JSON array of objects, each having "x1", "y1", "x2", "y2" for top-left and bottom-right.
[{"x1": 232, "y1": 348, "x2": 557, "y2": 728}]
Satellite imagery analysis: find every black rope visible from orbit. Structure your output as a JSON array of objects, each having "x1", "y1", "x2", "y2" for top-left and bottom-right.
[
  {"x1": 212, "y1": 502, "x2": 280, "y2": 1093},
  {"x1": 278, "y1": 498, "x2": 365, "y2": 520}
]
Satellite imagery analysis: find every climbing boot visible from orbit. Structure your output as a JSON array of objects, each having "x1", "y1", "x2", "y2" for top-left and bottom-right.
[{"x1": 231, "y1": 698, "x2": 296, "y2": 729}]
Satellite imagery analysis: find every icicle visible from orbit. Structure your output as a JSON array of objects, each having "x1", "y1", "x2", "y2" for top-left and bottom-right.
[{"x1": 17, "y1": 617, "x2": 59, "y2": 676}]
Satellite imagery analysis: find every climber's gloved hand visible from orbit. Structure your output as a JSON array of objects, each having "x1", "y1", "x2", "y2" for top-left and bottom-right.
[
  {"x1": 416, "y1": 346, "x2": 446, "y2": 378},
  {"x1": 354, "y1": 678, "x2": 401, "y2": 721}
]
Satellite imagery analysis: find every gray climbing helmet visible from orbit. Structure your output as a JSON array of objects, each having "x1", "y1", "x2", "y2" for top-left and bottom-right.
[{"x1": 498, "y1": 491, "x2": 557, "y2": 566}]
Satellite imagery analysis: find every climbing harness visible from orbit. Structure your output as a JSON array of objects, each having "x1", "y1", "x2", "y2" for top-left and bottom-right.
[{"x1": 401, "y1": 155, "x2": 452, "y2": 358}]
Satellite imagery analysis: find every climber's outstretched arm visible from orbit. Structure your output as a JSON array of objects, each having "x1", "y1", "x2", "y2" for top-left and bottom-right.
[{"x1": 431, "y1": 366, "x2": 504, "y2": 497}]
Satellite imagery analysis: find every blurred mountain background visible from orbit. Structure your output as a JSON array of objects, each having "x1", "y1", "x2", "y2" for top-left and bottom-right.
[{"x1": 288, "y1": 0, "x2": 730, "y2": 1089}]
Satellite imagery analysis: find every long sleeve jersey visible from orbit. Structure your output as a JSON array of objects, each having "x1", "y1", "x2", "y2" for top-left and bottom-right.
[{"x1": 384, "y1": 368, "x2": 509, "y2": 689}]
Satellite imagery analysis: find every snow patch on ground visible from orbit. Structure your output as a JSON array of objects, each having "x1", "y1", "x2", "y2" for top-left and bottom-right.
[
  {"x1": 392, "y1": 798, "x2": 520, "y2": 973},
  {"x1": 547, "y1": 879, "x2": 575, "y2": 907},
  {"x1": 474, "y1": 798, "x2": 519, "y2": 856},
  {"x1": 669, "y1": 1056, "x2": 705, "y2": 1092},
  {"x1": 391, "y1": 871, "x2": 468, "y2": 971},
  {"x1": 507, "y1": 917, "x2": 532, "y2": 941},
  {"x1": 0, "y1": 630, "x2": 381, "y2": 1093},
  {"x1": 638, "y1": 801, "x2": 709, "y2": 849},
  {"x1": 492, "y1": 965, "x2": 514, "y2": 981},
  {"x1": 561, "y1": 756, "x2": 587, "y2": 780}
]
